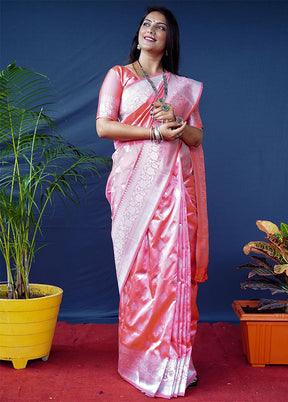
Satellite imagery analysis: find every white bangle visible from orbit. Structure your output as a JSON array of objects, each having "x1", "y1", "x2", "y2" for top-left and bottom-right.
[
  {"x1": 154, "y1": 127, "x2": 160, "y2": 143},
  {"x1": 150, "y1": 127, "x2": 154, "y2": 142},
  {"x1": 150, "y1": 126, "x2": 164, "y2": 143},
  {"x1": 154, "y1": 126, "x2": 163, "y2": 143},
  {"x1": 158, "y1": 127, "x2": 164, "y2": 142}
]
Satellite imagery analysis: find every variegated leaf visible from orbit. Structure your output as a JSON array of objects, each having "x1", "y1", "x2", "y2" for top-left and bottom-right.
[
  {"x1": 237, "y1": 263, "x2": 258, "y2": 270},
  {"x1": 267, "y1": 235, "x2": 288, "y2": 263},
  {"x1": 250, "y1": 255, "x2": 274, "y2": 269},
  {"x1": 240, "y1": 278, "x2": 288, "y2": 294},
  {"x1": 280, "y1": 222, "x2": 288, "y2": 238},
  {"x1": 274, "y1": 264, "x2": 288, "y2": 276},
  {"x1": 258, "y1": 298, "x2": 286, "y2": 311},
  {"x1": 248, "y1": 267, "x2": 275, "y2": 278},
  {"x1": 243, "y1": 241, "x2": 285, "y2": 264},
  {"x1": 256, "y1": 220, "x2": 280, "y2": 236}
]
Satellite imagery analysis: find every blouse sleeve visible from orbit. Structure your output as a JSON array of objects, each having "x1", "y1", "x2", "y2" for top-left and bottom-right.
[
  {"x1": 96, "y1": 67, "x2": 123, "y2": 121},
  {"x1": 187, "y1": 104, "x2": 203, "y2": 128}
]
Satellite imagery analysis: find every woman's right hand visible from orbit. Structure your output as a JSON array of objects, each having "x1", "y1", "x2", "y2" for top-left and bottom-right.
[{"x1": 160, "y1": 121, "x2": 187, "y2": 141}]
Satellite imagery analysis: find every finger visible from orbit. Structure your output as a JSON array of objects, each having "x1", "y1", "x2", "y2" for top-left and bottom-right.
[
  {"x1": 159, "y1": 108, "x2": 175, "y2": 117},
  {"x1": 172, "y1": 122, "x2": 187, "y2": 137},
  {"x1": 153, "y1": 101, "x2": 171, "y2": 108},
  {"x1": 173, "y1": 121, "x2": 186, "y2": 129},
  {"x1": 154, "y1": 112, "x2": 173, "y2": 122},
  {"x1": 153, "y1": 102, "x2": 173, "y2": 113},
  {"x1": 153, "y1": 106, "x2": 173, "y2": 115},
  {"x1": 166, "y1": 121, "x2": 183, "y2": 129},
  {"x1": 151, "y1": 107, "x2": 165, "y2": 117}
]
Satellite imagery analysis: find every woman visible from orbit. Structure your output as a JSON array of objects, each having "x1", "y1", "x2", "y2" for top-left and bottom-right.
[{"x1": 96, "y1": 6, "x2": 208, "y2": 398}]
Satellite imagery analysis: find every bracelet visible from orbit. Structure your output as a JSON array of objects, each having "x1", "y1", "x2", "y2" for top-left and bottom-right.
[
  {"x1": 158, "y1": 127, "x2": 164, "y2": 142},
  {"x1": 150, "y1": 127, "x2": 154, "y2": 142},
  {"x1": 154, "y1": 126, "x2": 163, "y2": 143},
  {"x1": 150, "y1": 126, "x2": 163, "y2": 144},
  {"x1": 154, "y1": 127, "x2": 160, "y2": 142}
]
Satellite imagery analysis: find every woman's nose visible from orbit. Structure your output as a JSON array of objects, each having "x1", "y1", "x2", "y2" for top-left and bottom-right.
[{"x1": 147, "y1": 26, "x2": 156, "y2": 36}]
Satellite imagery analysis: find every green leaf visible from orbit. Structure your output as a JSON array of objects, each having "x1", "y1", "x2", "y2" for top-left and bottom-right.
[
  {"x1": 281, "y1": 222, "x2": 288, "y2": 238},
  {"x1": 243, "y1": 241, "x2": 286, "y2": 264},
  {"x1": 0, "y1": 62, "x2": 111, "y2": 299}
]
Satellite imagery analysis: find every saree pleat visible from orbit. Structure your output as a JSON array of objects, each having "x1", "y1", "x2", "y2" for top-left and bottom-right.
[{"x1": 118, "y1": 146, "x2": 199, "y2": 398}]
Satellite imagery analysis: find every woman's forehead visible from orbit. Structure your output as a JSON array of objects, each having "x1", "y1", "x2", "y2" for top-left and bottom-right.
[{"x1": 144, "y1": 12, "x2": 167, "y2": 25}]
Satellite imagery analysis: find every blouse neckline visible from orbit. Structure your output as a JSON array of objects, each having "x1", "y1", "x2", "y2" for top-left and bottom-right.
[{"x1": 122, "y1": 65, "x2": 167, "y2": 81}]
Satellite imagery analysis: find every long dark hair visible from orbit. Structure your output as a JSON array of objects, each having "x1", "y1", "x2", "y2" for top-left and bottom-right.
[{"x1": 127, "y1": 5, "x2": 180, "y2": 74}]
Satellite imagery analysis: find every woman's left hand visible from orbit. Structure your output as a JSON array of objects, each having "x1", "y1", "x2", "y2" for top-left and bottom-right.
[
  {"x1": 159, "y1": 121, "x2": 187, "y2": 141},
  {"x1": 151, "y1": 101, "x2": 175, "y2": 123}
]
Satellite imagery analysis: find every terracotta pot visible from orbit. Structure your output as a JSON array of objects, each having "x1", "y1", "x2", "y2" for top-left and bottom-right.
[
  {"x1": 232, "y1": 300, "x2": 288, "y2": 367},
  {"x1": 0, "y1": 284, "x2": 63, "y2": 369}
]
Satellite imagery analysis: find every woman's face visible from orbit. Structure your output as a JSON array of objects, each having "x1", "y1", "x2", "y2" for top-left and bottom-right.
[{"x1": 138, "y1": 11, "x2": 167, "y2": 56}]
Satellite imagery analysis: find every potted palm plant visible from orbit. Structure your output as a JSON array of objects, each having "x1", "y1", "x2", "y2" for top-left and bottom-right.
[
  {"x1": 232, "y1": 220, "x2": 288, "y2": 367},
  {"x1": 0, "y1": 62, "x2": 110, "y2": 368}
]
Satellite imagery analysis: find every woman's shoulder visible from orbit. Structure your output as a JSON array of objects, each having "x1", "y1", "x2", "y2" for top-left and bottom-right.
[
  {"x1": 109, "y1": 64, "x2": 125, "y2": 71},
  {"x1": 106, "y1": 65, "x2": 124, "y2": 75},
  {"x1": 107, "y1": 65, "x2": 136, "y2": 83},
  {"x1": 108, "y1": 65, "x2": 134, "y2": 75}
]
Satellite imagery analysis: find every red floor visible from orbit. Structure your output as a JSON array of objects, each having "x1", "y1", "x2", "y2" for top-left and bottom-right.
[{"x1": 1, "y1": 322, "x2": 288, "y2": 401}]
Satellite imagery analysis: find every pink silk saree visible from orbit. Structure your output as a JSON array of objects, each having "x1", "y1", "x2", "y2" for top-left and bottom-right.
[{"x1": 97, "y1": 66, "x2": 209, "y2": 398}]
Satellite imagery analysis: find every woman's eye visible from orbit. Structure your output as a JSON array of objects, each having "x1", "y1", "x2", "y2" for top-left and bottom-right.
[
  {"x1": 143, "y1": 22, "x2": 150, "y2": 27},
  {"x1": 158, "y1": 26, "x2": 165, "y2": 31}
]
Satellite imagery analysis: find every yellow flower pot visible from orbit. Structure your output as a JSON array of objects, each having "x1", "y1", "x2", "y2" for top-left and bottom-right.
[{"x1": 0, "y1": 283, "x2": 63, "y2": 369}]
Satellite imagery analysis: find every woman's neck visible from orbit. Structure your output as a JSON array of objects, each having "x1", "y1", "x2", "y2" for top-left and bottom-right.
[{"x1": 138, "y1": 53, "x2": 163, "y2": 76}]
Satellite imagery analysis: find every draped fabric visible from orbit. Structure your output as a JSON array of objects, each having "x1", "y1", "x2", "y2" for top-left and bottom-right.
[{"x1": 96, "y1": 66, "x2": 208, "y2": 398}]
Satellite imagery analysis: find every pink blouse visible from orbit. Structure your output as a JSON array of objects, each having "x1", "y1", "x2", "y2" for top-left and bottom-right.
[{"x1": 97, "y1": 66, "x2": 203, "y2": 128}]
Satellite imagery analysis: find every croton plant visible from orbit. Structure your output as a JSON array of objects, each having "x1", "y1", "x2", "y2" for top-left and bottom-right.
[{"x1": 238, "y1": 220, "x2": 288, "y2": 313}]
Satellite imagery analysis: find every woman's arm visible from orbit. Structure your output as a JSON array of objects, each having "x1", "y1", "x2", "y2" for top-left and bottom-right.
[
  {"x1": 180, "y1": 125, "x2": 203, "y2": 147},
  {"x1": 96, "y1": 118, "x2": 150, "y2": 141},
  {"x1": 96, "y1": 117, "x2": 186, "y2": 142},
  {"x1": 151, "y1": 101, "x2": 204, "y2": 147}
]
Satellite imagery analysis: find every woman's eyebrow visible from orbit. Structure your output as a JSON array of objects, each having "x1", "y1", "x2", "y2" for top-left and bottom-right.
[{"x1": 144, "y1": 18, "x2": 168, "y2": 26}]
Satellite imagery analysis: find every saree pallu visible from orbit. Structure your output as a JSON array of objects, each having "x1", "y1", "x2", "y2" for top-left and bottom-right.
[{"x1": 97, "y1": 66, "x2": 209, "y2": 398}]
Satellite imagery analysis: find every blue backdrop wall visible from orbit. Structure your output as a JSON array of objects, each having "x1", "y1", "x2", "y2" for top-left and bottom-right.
[{"x1": 1, "y1": 0, "x2": 288, "y2": 323}]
